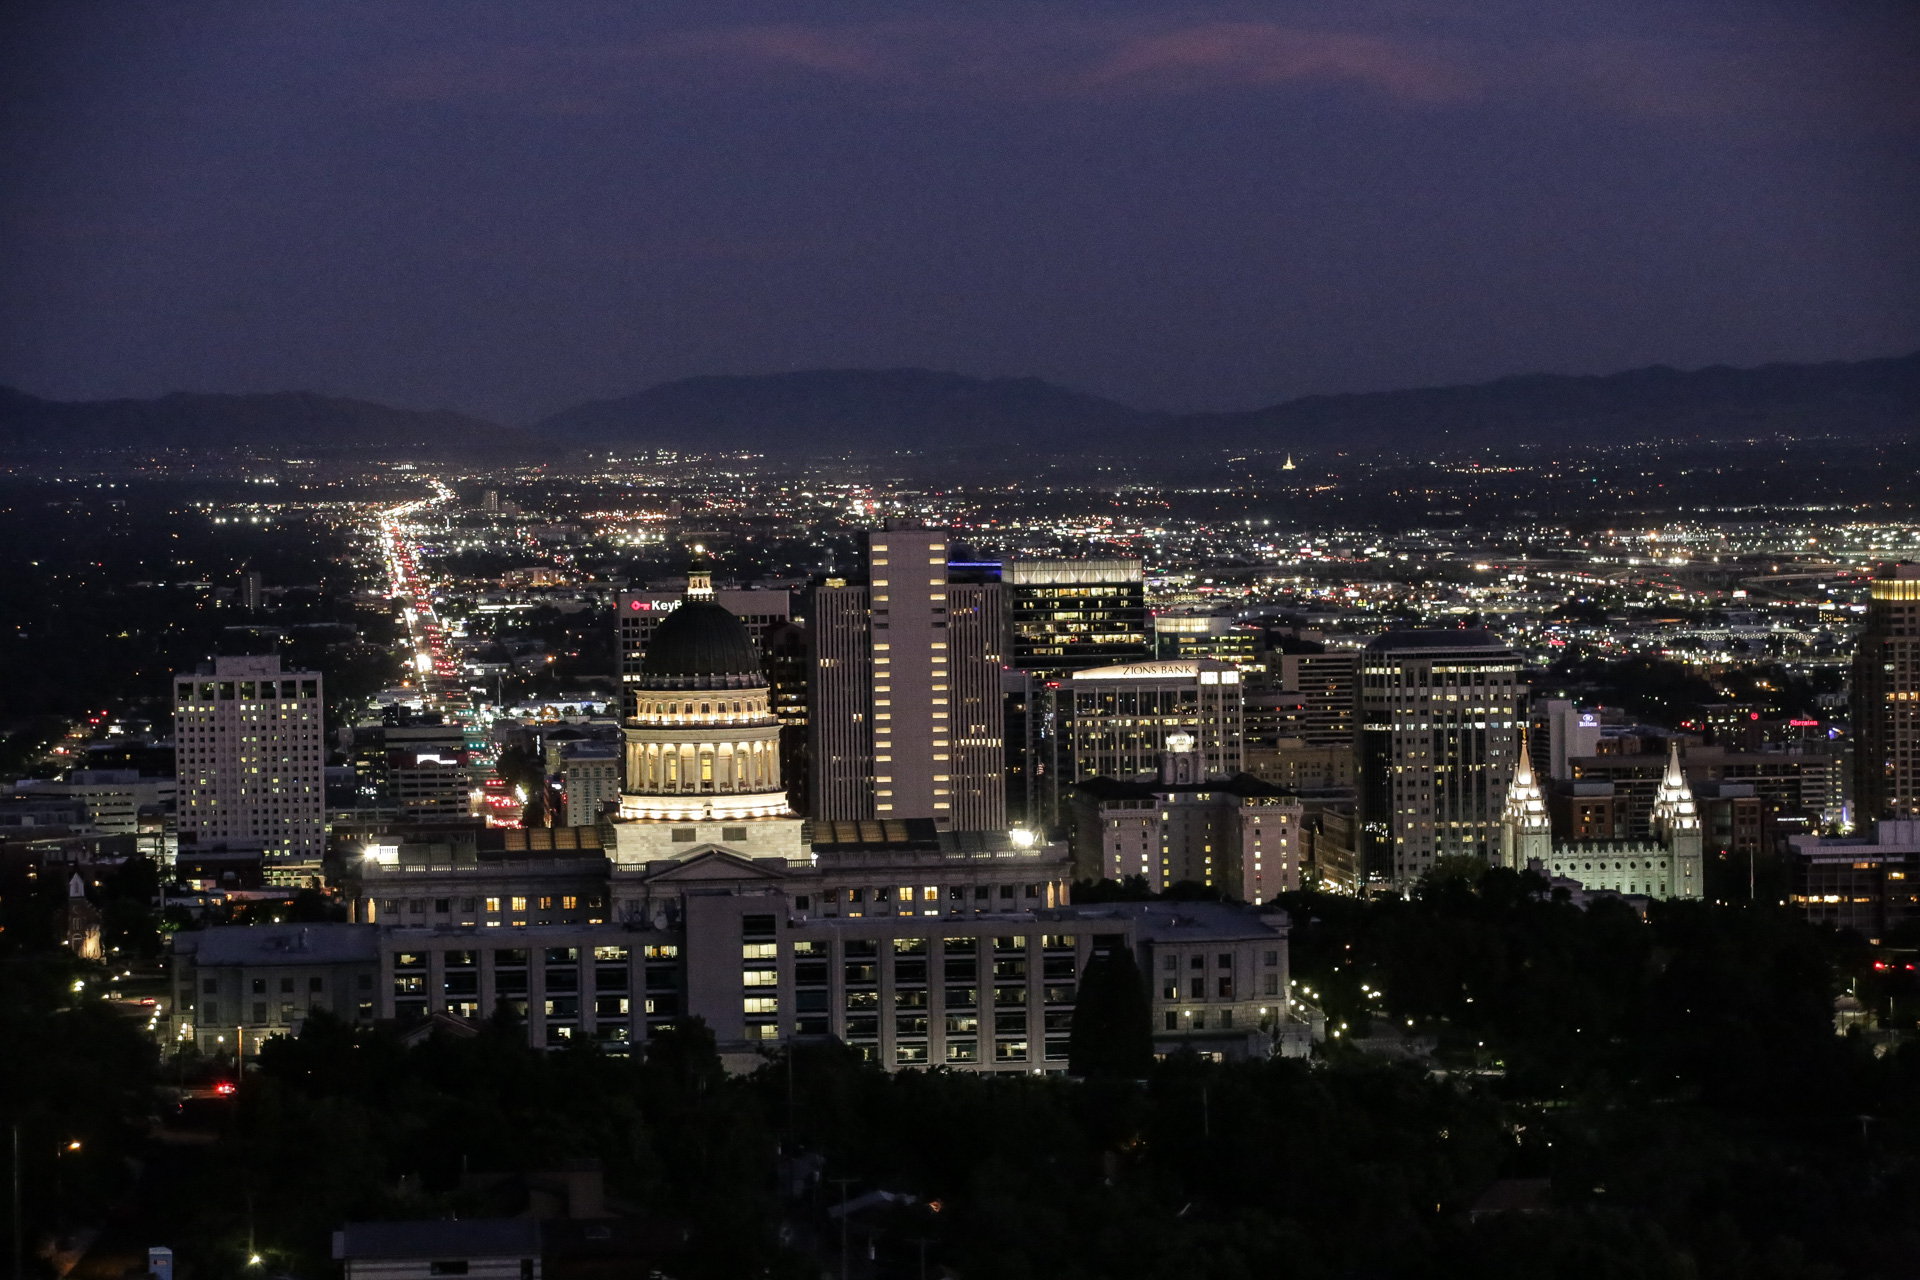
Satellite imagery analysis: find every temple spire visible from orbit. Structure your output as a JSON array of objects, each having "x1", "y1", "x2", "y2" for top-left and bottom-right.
[{"x1": 1651, "y1": 739, "x2": 1699, "y2": 833}]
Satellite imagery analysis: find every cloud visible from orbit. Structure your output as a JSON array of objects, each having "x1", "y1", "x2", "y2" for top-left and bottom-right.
[
  {"x1": 1078, "y1": 22, "x2": 1476, "y2": 103},
  {"x1": 366, "y1": 10, "x2": 1918, "y2": 130}
]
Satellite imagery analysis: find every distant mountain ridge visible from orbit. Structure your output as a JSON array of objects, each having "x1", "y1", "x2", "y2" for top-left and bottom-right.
[
  {"x1": 536, "y1": 367, "x2": 1148, "y2": 454},
  {"x1": 0, "y1": 386, "x2": 519, "y2": 455},
  {"x1": 537, "y1": 354, "x2": 1920, "y2": 455},
  {"x1": 1183, "y1": 351, "x2": 1920, "y2": 451},
  {"x1": 4, "y1": 350, "x2": 1915, "y2": 458}
]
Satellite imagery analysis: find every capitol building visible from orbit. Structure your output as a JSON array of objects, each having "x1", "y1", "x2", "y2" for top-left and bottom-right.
[{"x1": 612, "y1": 556, "x2": 807, "y2": 865}]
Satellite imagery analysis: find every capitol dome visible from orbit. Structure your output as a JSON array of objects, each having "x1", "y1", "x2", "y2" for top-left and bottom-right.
[{"x1": 639, "y1": 600, "x2": 764, "y2": 689}]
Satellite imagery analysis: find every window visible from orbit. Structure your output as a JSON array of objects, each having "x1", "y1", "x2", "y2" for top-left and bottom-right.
[
  {"x1": 1165, "y1": 1011, "x2": 1178, "y2": 1030},
  {"x1": 309, "y1": 976, "x2": 324, "y2": 993},
  {"x1": 1189, "y1": 978, "x2": 1204, "y2": 999},
  {"x1": 511, "y1": 897, "x2": 528, "y2": 913},
  {"x1": 1162, "y1": 955, "x2": 1177, "y2": 973},
  {"x1": 1217, "y1": 953, "x2": 1232, "y2": 969},
  {"x1": 485, "y1": 897, "x2": 501, "y2": 913},
  {"x1": 1217, "y1": 977, "x2": 1233, "y2": 999},
  {"x1": 203, "y1": 978, "x2": 218, "y2": 994},
  {"x1": 1190, "y1": 955, "x2": 1205, "y2": 970}
]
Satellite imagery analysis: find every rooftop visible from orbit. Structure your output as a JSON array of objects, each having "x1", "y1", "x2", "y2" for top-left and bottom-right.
[{"x1": 176, "y1": 922, "x2": 380, "y2": 966}]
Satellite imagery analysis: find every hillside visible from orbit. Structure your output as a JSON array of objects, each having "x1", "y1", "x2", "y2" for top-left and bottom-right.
[
  {"x1": 534, "y1": 367, "x2": 1152, "y2": 455},
  {"x1": 6, "y1": 350, "x2": 1914, "y2": 459},
  {"x1": 1188, "y1": 351, "x2": 1920, "y2": 453}
]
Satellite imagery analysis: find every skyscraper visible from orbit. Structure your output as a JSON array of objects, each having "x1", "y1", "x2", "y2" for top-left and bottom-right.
[
  {"x1": 1855, "y1": 563, "x2": 1920, "y2": 821},
  {"x1": 1066, "y1": 660, "x2": 1245, "y2": 784},
  {"x1": 1001, "y1": 557, "x2": 1151, "y2": 827},
  {"x1": 173, "y1": 655, "x2": 325, "y2": 884},
  {"x1": 1360, "y1": 629, "x2": 1527, "y2": 891},
  {"x1": 1275, "y1": 652, "x2": 1360, "y2": 749},
  {"x1": 808, "y1": 526, "x2": 1005, "y2": 830}
]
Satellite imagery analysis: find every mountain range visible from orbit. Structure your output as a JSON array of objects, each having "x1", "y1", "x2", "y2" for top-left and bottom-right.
[{"x1": 3, "y1": 351, "x2": 1915, "y2": 459}]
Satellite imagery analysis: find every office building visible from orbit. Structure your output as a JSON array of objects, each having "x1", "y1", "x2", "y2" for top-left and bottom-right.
[
  {"x1": 616, "y1": 574, "x2": 790, "y2": 721},
  {"x1": 808, "y1": 527, "x2": 1005, "y2": 831},
  {"x1": 1360, "y1": 630, "x2": 1526, "y2": 890},
  {"x1": 1854, "y1": 563, "x2": 1920, "y2": 821},
  {"x1": 1004, "y1": 558, "x2": 1150, "y2": 678},
  {"x1": 1789, "y1": 819, "x2": 1920, "y2": 941},
  {"x1": 1529, "y1": 699, "x2": 1600, "y2": 781},
  {"x1": 1070, "y1": 760, "x2": 1302, "y2": 901},
  {"x1": 351, "y1": 718, "x2": 472, "y2": 823},
  {"x1": 342, "y1": 824, "x2": 613, "y2": 934},
  {"x1": 1002, "y1": 558, "x2": 1151, "y2": 828},
  {"x1": 1067, "y1": 660, "x2": 1244, "y2": 786},
  {"x1": 173, "y1": 655, "x2": 325, "y2": 885},
  {"x1": 12, "y1": 770, "x2": 175, "y2": 837},
  {"x1": 1153, "y1": 615, "x2": 1261, "y2": 668},
  {"x1": 761, "y1": 620, "x2": 810, "y2": 813},
  {"x1": 1275, "y1": 652, "x2": 1359, "y2": 749},
  {"x1": 170, "y1": 897, "x2": 1293, "y2": 1068},
  {"x1": 1568, "y1": 745, "x2": 1821, "y2": 840},
  {"x1": 557, "y1": 740, "x2": 621, "y2": 824}
]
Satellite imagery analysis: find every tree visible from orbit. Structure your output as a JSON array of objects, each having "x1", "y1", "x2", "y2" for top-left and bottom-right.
[{"x1": 1069, "y1": 946, "x2": 1153, "y2": 1079}]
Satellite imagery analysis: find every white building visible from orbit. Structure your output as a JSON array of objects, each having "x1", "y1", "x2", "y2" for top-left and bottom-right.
[
  {"x1": 1499, "y1": 738, "x2": 1704, "y2": 900},
  {"x1": 173, "y1": 655, "x2": 325, "y2": 884},
  {"x1": 615, "y1": 556, "x2": 808, "y2": 866}
]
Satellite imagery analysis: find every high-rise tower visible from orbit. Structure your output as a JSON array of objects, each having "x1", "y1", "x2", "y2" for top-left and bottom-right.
[
  {"x1": 173, "y1": 655, "x2": 325, "y2": 884},
  {"x1": 1855, "y1": 563, "x2": 1920, "y2": 822},
  {"x1": 1360, "y1": 629, "x2": 1527, "y2": 891},
  {"x1": 808, "y1": 526, "x2": 1005, "y2": 830}
]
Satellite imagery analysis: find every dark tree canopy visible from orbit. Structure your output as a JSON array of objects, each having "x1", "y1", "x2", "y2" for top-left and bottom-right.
[{"x1": 1069, "y1": 946, "x2": 1153, "y2": 1080}]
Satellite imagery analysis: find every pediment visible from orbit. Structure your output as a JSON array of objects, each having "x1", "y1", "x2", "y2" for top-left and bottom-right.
[{"x1": 630, "y1": 845, "x2": 793, "y2": 882}]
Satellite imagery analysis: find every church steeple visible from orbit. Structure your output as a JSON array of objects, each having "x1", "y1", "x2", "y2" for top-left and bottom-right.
[
  {"x1": 1498, "y1": 725, "x2": 1552, "y2": 870},
  {"x1": 1650, "y1": 739, "x2": 1699, "y2": 833},
  {"x1": 1650, "y1": 738, "x2": 1704, "y2": 900}
]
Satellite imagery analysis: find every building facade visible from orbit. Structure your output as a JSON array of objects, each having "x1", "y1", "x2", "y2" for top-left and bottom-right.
[
  {"x1": 807, "y1": 527, "x2": 1005, "y2": 831},
  {"x1": 170, "y1": 897, "x2": 1292, "y2": 1069},
  {"x1": 1854, "y1": 563, "x2": 1920, "y2": 821},
  {"x1": 1067, "y1": 660, "x2": 1244, "y2": 785},
  {"x1": 1360, "y1": 630, "x2": 1526, "y2": 890},
  {"x1": 1002, "y1": 558, "x2": 1152, "y2": 830},
  {"x1": 173, "y1": 655, "x2": 325, "y2": 885},
  {"x1": 1071, "y1": 769, "x2": 1302, "y2": 902},
  {"x1": 1275, "y1": 652, "x2": 1360, "y2": 749},
  {"x1": 1789, "y1": 818, "x2": 1920, "y2": 941}
]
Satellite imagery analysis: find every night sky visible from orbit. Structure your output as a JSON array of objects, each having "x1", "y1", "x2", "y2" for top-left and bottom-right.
[{"x1": 1, "y1": 0, "x2": 1916, "y2": 423}]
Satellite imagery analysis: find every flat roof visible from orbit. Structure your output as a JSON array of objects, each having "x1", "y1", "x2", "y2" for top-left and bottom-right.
[{"x1": 181, "y1": 923, "x2": 381, "y2": 966}]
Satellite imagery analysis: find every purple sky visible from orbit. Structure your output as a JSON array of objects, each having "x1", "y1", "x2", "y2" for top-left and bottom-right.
[{"x1": 1, "y1": 0, "x2": 1916, "y2": 423}]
